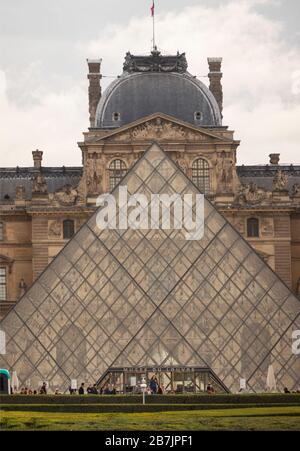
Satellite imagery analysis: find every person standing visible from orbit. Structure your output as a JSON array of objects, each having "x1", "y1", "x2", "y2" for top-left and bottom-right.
[
  {"x1": 40, "y1": 382, "x2": 47, "y2": 395},
  {"x1": 149, "y1": 376, "x2": 158, "y2": 394},
  {"x1": 79, "y1": 383, "x2": 85, "y2": 395}
]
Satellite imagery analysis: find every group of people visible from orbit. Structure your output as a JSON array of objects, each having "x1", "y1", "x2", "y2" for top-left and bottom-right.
[
  {"x1": 284, "y1": 387, "x2": 300, "y2": 394},
  {"x1": 69, "y1": 383, "x2": 117, "y2": 395},
  {"x1": 16, "y1": 382, "x2": 48, "y2": 395}
]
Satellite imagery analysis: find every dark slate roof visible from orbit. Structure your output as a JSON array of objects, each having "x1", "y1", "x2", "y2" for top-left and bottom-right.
[
  {"x1": 96, "y1": 52, "x2": 222, "y2": 129},
  {"x1": 237, "y1": 165, "x2": 300, "y2": 193},
  {"x1": 0, "y1": 167, "x2": 82, "y2": 202}
]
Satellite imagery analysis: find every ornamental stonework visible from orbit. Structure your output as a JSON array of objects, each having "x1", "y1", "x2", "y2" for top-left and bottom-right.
[
  {"x1": 237, "y1": 182, "x2": 267, "y2": 205},
  {"x1": 273, "y1": 170, "x2": 289, "y2": 191},
  {"x1": 110, "y1": 119, "x2": 208, "y2": 142},
  {"x1": 54, "y1": 185, "x2": 78, "y2": 206},
  {"x1": 48, "y1": 220, "x2": 62, "y2": 239},
  {"x1": 85, "y1": 153, "x2": 103, "y2": 195},
  {"x1": 261, "y1": 218, "x2": 274, "y2": 237}
]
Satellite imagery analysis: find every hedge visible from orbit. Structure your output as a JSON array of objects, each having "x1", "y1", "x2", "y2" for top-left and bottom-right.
[
  {"x1": 1, "y1": 394, "x2": 300, "y2": 406},
  {"x1": 1, "y1": 403, "x2": 300, "y2": 414}
]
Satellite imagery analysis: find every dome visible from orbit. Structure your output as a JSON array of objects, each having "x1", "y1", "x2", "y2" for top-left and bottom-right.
[{"x1": 95, "y1": 51, "x2": 222, "y2": 129}]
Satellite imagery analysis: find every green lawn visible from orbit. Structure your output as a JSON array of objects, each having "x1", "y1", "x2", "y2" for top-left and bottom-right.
[{"x1": 1, "y1": 406, "x2": 300, "y2": 431}]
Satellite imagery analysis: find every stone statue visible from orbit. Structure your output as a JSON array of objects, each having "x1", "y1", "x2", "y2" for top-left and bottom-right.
[
  {"x1": 15, "y1": 185, "x2": 25, "y2": 200},
  {"x1": 32, "y1": 172, "x2": 47, "y2": 194},
  {"x1": 238, "y1": 182, "x2": 266, "y2": 204},
  {"x1": 86, "y1": 153, "x2": 103, "y2": 195},
  {"x1": 217, "y1": 153, "x2": 234, "y2": 191},
  {"x1": 292, "y1": 184, "x2": 300, "y2": 197},
  {"x1": 55, "y1": 185, "x2": 78, "y2": 206},
  {"x1": 273, "y1": 170, "x2": 288, "y2": 191},
  {"x1": 87, "y1": 171, "x2": 102, "y2": 195}
]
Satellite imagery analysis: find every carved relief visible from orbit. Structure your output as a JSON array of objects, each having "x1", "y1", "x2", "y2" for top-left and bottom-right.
[
  {"x1": 273, "y1": 170, "x2": 289, "y2": 191},
  {"x1": 261, "y1": 218, "x2": 274, "y2": 237},
  {"x1": 54, "y1": 185, "x2": 78, "y2": 206},
  {"x1": 48, "y1": 220, "x2": 62, "y2": 239},
  {"x1": 237, "y1": 182, "x2": 267, "y2": 205},
  {"x1": 110, "y1": 118, "x2": 210, "y2": 142},
  {"x1": 232, "y1": 218, "x2": 245, "y2": 235}
]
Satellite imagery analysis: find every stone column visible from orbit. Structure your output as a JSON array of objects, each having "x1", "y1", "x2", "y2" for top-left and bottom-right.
[
  {"x1": 87, "y1": 59, "x2": 102, "y2": 128},
  {"x1": 208, "y1": 57, "x2": 223, "y2": 118}
]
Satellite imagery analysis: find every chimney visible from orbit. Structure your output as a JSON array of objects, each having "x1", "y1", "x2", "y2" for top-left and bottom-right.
[
  {"x1": 269, "y1": 153, "x2": 280, "y2": 165},
  {"x1": 32, "y1": 150, "x2": 43, "y2": 169},
  {"x1": 208, "y1": 57, "x2": 223, "y2": 118},
  {"x1": 87, "y1": 59, "x2": 102, "y2": 128}
]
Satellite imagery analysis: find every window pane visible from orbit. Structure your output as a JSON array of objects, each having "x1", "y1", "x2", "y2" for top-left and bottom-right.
[
  {"x1": 247, "y1": 218, "x2": 259, "y2": 237},
  {"x1": 63, "y1": 220, "x2": 75, "y2": 239},
  {"x1": 109, "y1": 160, "x2": 127, "y2": 191},
  {"x1": 0, "y1": 222, "x2": 3, "y2": 241},
  {"x1": 192, "y1": 159, "x2": 210, "y2": 194},
  {"x1": 0, "y1": 267, "x2": 6, "y2": 301}
]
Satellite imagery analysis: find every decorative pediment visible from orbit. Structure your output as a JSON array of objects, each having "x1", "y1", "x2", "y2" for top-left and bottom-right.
[{"x1": 96, "y1": 114, "x2": 231, "y2": 144}]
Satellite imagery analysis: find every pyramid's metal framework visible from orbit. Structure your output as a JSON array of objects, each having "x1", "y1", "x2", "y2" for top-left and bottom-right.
[{"x1": 0, "y1": 144, "x2": 299, "y2": 392}]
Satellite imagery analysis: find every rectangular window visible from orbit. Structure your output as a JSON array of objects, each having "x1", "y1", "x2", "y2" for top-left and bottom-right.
[
  {"x1": 0, "y1": 268, "x2": 6, "y2": 301},
  {"x1": 0, "y1": 223, "x2": 3, "y2": 241}
]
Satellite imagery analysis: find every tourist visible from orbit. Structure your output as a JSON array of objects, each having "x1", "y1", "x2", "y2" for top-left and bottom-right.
[
  {"x1": 79, "y1": 383, "x2": 85, "y2": 395},
  {"x1": 87, "y1": 385, "x2": 93, "y2": 394},
  {"x1": 284, "y1": 387, "x2": 291, "y2": 394},
  {"x1": 157, "y1": 385, "x2": 163, "y2": 395},
  {"x1": 93, "y1": 384, "x2": 99, "y2": 394},
  {"x1": 40, "y1": 382, "x2": 47, "y2": 395},
  {"x1": 206, "y1": 384, "x2": 215, "y2": 394},
  {"x1": 149, "y1": 376, "x2": 158, "y2": 394},
  {"x1": 33, "y1": 390, "x2": 37, "y2": 395}
]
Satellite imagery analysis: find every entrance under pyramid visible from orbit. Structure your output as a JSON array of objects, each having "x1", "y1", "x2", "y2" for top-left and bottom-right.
[{"x1": 0, "y1": 144, "x2": 299, "y2": 393}]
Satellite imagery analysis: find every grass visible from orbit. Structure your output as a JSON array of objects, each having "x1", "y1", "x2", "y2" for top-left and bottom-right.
[
  {"x1": 1, "y1": 402, "x2": 300, "y2": 413},
  {"x1": 1, "y1": 406, "x2": 300, "y2": 431}
]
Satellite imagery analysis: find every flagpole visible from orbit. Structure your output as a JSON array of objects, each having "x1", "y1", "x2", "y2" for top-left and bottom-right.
[{"x1": 152, "y1": 1, "x2": 156, "y2": 50}]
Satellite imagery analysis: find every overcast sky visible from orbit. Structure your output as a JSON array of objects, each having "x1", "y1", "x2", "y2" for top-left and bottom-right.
[{"x1": 0, "y1": 0, "x2": 299, "y2": 167}]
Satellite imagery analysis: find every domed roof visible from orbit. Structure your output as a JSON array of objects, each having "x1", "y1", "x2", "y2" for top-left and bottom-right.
[{"x1": 95, "y1": 50, "x2": 222, "y2": 129}]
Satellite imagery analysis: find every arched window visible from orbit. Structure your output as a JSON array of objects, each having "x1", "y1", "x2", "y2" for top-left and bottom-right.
[
  {"x1": 109, "y1": 159, "x2": 127, "y2": 191},
  {"x1": 0, "y1": 267, "x2": 6, "y2": 301},
  {"x1": 247, "y1": 218, "x2": 259, "y2": 238},
  {"x1": 192, "y1": 158, "x2": 210, "y2": 194},
  {"x1": 63, "y1": 220, "x2": 75, "y2": 239},
  {"x1": 0, "y1": 222, "x2": 3, "y2": 241}
]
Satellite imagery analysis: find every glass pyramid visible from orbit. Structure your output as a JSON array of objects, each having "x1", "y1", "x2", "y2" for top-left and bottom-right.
[{"x1": 0, "y1": 143, "x2": 299, "y2": 393}]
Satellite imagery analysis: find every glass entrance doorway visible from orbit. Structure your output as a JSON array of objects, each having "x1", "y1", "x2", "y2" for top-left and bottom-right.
[{"x1": 97, "y1": 366, "x2": 229, "y2": 394}]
